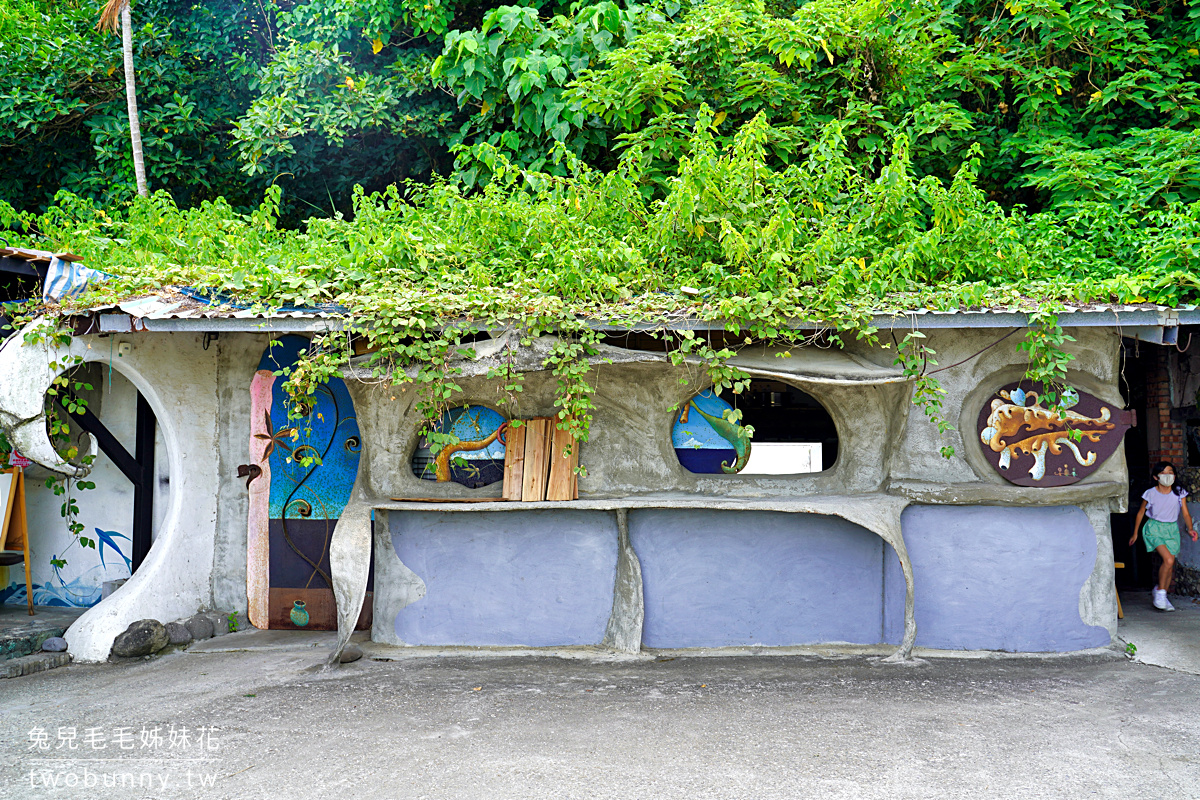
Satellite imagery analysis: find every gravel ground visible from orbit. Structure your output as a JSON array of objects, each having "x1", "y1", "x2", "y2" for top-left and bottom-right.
[{"x1": 2, "y1": 648, "x2": 1198, "y2": 800}]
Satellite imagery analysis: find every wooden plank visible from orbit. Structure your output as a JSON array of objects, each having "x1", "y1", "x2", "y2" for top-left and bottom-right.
[
  {"x1": 15, "y1": 470, "x2": 31, "y2": 614},
  {"x1": 0, "y1": 469, "x2": 33, "y2": 615},
  {"x1": 351, "y1": 336, "x2": 378, "y2": 356},
  {"x1": 546, "y1": 419, "x2": 578, "y2": 501},
  {"x1": 502, "y1": 420, "x2": 526, "y2": 501},
  {"x1": 246, "y1": 371, "x2": 274, "y2": 630},
  {"x1": 520, "y1": 418, "x2": 553, "y2": 501},
  {"x1": 568, "y1": 431, "x2": 579, "y2": 499}
]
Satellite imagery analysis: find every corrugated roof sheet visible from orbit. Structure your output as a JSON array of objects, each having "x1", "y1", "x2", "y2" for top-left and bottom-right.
[{"x1": 61, "y1": 291, "x2": 1200, "y2": 333}]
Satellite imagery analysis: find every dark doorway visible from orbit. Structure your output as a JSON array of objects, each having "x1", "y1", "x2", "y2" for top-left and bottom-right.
[{"x1": 1112, "y1": 340, "x2": 1164, "y2": 591}]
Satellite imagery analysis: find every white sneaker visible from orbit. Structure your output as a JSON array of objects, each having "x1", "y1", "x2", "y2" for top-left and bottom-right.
[
  {"x1": 1163, "y1": 595, "x2": 1176, "y2": 612},
  {"x1": 1153, "y1": 589, "x2": 1168, "y2": 610}
]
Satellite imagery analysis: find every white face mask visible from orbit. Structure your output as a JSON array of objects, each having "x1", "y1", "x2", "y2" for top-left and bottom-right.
[{"x1": 1159, "y1": 473, "x2": 1175, "y2": 487}]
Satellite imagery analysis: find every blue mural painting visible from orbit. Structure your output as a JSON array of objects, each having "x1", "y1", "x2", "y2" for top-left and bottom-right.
[
  {"x1": 2, "y1": 563, "x2": 111, "y2": 608},
  {"x1": 258, "y1": 336, "x2": 361, "y2": 522},
  {"x1": 251, "y1": 335, "x2": 365, "y2": 630},
  {"x1": 1, "y1": 527, "x2": 131, "y2": 609},
  {"x1": 411, "y1": 405, "x2": 507, "y2": 489},
  {"x1": 673, "y1": 390, "x2": 751, "y2": 474},
  {"x1": 95, "y1": 528, "x2": 132, "y2": 572}
]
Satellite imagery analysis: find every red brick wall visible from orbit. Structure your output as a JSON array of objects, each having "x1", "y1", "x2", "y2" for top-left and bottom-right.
[{"x1": 1147, "y1": 346, "x2": 1186, "y2": 465}]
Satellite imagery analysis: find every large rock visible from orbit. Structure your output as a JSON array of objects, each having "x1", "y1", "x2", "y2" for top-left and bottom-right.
[
  {"x1": 339, "y1": 644, "x2": 363, "y2": 664},
  {"x1": 184, "y1": 615, "x2": 214, "y2": 641},
  {"x1": 207, "y1": 612, "x2": 230, "y2": 637},
  {"x1": 111, "y1": 620, "x2": 169, "y2": 658},
  {"x1": 41, "y1": 637, "x2": 68, "y2": 653},
  {"x1": 164, "y1": 622, "x2": 192, "y2": 646}
]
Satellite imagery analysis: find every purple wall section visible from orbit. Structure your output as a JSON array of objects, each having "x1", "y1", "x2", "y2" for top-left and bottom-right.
[
  {"x1": 631, "y1": 510, "x2": 884, "y2": 648},
  {"x1": 387, "y1": 504, "x2": 1108, "y2": 652},
  {"x1": 884, "y1": 505, "x2": 1110, "y2": 651},
  {"x1": 391, "y1": 510, "x2": 617, "y2": 646}
]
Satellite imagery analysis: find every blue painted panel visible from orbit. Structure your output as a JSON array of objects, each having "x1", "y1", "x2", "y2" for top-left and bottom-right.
[
  {"x1": 672, "y1": 390, "x2": 739, "y2": 450},
  {"x1": 675, "y1": 448, "x2": 736, "y2": 474},
  {"x1": 260, "y1": 335, "x2": 361, "y2": 520},
  {"x1": 632, "y1": 510, "x2": 884, "y2": 648},
  {"x1": 410, "y1": 405, "x2": 507, "y2": 489},
  {"x1": 673, "y1": 390, "x2": 748, "y2": 474},
  {"x1": 391, "y1": 511, "x2": 618, "y2": 646},
  {"x1": 883, "y1": 505, "x2": 1110, "y2": 651}
]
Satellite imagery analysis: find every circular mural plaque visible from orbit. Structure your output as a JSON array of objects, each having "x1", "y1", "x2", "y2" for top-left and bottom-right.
[{"x1": 977, "y1": 382, "x2": 1134, "y2": 487}]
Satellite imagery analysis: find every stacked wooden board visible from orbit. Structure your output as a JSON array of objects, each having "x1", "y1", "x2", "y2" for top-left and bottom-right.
[{"x1": 502, "y1": 417, "x2": 579, "y2": 501}]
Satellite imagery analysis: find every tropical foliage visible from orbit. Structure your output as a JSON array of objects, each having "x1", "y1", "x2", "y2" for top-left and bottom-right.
[
  {"x1": 3, "y1": 0, "x2": 1200, "y2": 452},
  {"x1": 4, "y1": 0, "x2": 1200, "y2": 215}
]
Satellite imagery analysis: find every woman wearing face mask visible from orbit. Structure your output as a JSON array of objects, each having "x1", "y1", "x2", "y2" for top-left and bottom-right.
[{"x1": 1129, "y1": 461, "x2": 1198, "y2": 611}]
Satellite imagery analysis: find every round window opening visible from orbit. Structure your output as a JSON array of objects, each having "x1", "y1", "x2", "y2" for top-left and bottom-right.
[
  {"x1": 411, "y1": 405, "x2": 508, "y2": 489},
  {"x1": 673, "y1": 381, "x2": 838, "y2": 475}
]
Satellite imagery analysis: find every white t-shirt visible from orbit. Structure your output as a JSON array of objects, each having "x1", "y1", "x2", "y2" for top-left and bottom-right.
[{"x1": 1142, "y1": 486, "x2": 1188, "y2": 523}]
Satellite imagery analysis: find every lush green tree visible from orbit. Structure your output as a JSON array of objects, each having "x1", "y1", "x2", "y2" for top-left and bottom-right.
[
  {"x1": 0, "y1": 0, "x2": 272, "y2": 211},
  {"x1": 4, "y1": 0, "x2": 1200, "y2": 218}
]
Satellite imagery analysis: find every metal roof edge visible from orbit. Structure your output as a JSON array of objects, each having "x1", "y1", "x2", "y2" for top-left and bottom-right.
[{"x1": 82, "y1": 305, "x2": 1200, "y2": 334}]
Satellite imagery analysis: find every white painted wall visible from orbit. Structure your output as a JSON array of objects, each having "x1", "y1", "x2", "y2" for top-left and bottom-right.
[
  {"x1": 741, "y1": 442, "x2": 822, "y2": 475},
  {"x1": 1, "y1": 367, "x2": 167, "y2": 608},
  {"x1": 0, "y1": 324, "x2": 222, "y2": 661}
]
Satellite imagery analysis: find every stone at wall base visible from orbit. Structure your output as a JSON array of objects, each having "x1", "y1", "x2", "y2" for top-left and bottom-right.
[
  {"x1": 41, "y1": 637, "x2": 68, "y2": 652},
  {"x1": 164, "y1": 622, "x2": 192, "y2": 646},
  {"x1": 184, "y1": 616, "x2": 214, "y2": 641},
  {"x1": 339, "y1": 644, "x2": 363, "y2": 664},
  {"x1": 1173, "y1": 564, "x2": 1200, "y2": 597},
  {"x1": 112, "y1": 620, "x2": 169, "y2": 658},
  {"x1": 206, "y1": 612, "x2": 230, "y2": 636}
]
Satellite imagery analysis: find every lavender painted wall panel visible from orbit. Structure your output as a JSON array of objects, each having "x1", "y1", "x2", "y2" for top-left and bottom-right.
[
  {"x1": 391, "y1": 510, "x2": 617, "y2": 646},
  {"x1": 884, "y1": 505, "x2": 1110, "y2": 651},
  {"x1": 631, "y1": 510, "x2": 884, "y2": 648}
]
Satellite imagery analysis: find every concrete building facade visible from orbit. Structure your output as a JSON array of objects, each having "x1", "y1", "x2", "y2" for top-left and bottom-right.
[{"x1": 0, "y1": 305, "x2": 1195, "y2": 663}]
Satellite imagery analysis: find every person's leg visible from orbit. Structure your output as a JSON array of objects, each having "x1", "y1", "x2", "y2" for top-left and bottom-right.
[{"x1": 1155, "y1": 544, "x2": 1176, "y2": 593}]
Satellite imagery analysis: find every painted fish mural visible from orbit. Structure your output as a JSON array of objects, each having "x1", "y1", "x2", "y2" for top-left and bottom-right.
[
  {"x1": 247, "y1": 335, "x2": 370, "y2": 630},
  {"x1": 673, "y1": 390, "x2": 752, "y2": 474},
  {"x1": 978, "y1": 382, "x2": 1134, "y2": 487},
  {"x1": 1, "y1": 528, "x2": 131, "y2": 609},
  {"x1": 411, "y1": 405, "x2": 508, "y2": 489}
]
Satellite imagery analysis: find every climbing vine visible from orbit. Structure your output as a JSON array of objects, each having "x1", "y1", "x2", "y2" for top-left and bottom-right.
[
  {"x1": 4, "y1": 109, "x2": 1200, "y2": 460},
  {"x1": 9, "y1": 315, "x2": 99, "y2": 566}
]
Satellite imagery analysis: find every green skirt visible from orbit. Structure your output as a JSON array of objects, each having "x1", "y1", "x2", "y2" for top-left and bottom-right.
[{"x1": 1143, "y1": 518, "x2": 1181, "y2": 556}]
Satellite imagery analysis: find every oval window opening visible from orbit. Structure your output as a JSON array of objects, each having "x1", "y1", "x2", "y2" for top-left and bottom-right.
[
  {"x1": 674, "y1": 381, "x2": 837, "y2": 475},
  {"x1": 411, "y1": 405, "x2": 507, "y2": 489}
]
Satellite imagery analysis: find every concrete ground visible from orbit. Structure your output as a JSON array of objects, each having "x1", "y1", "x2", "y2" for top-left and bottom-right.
[
  {"x1": 1116, "y1": 588, "x2": 1200, "y2": 675},
  {"x1": 3, "y1": 627, "x2": 1200, "y2": 800},
  {"x1": 0, "y1": 605, "x2": 85, "y2": 636},
  {"x1": 0, "y1": 605, "x2": 85, "y2": 664}
]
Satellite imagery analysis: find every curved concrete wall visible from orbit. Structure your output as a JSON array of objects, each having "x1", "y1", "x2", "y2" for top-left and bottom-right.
[{"x1": 0, "y1": 323, "x2": 1129, "y2": 658}]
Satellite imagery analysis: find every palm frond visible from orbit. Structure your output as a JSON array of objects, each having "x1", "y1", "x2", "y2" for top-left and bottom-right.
[{"x1": 97, "y1": 0, "x2": 128, "y2": 33}]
